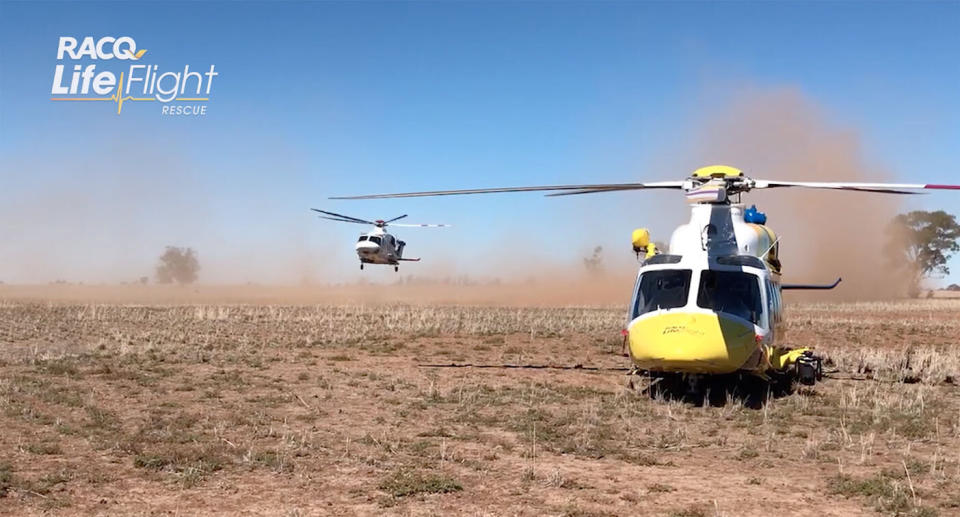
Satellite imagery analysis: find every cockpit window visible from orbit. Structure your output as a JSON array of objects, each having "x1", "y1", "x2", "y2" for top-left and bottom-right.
[
  {"x1": 697, "y1": 270, "x2": 762, "y2": 324},
  {"x1": 357, "y1": 236, "x2": 368, "y2": 242},
  {"x1": 369, "y1": 236, "x2": 382, "y2": 245},
  {"x1": 632, "y1": 270, "x2": 692, "y2": 318}
]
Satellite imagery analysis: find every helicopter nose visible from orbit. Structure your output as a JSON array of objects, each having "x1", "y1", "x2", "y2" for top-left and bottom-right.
[
  {"x1": 356, "y1": 241, "x2": 380, "y2": 254},
  {"x1": 626, "y1": 312, "x2": 757, "y2": 374}
]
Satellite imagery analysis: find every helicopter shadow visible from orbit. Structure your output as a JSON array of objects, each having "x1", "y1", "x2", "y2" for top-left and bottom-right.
[{"x1": 644, "y1": 372, "x2": 797, "y2": 409}]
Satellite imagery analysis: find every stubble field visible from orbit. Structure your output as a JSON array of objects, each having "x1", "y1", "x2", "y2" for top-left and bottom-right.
[{"x1": 1, "y1": 295, "x2": 959, "y2": 516}]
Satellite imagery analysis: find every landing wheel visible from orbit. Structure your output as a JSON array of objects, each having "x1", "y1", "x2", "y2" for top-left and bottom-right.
[
  {"x1": 360, "y1": 264, "x2": 364, "y2": 270},
  {"x1": 394, "y1": 266, "x2": 399, "y2": 272}
]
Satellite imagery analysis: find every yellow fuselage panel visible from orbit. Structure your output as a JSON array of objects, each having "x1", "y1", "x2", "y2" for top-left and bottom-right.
[{"x1": 628, "y1": 312, "x2": 758, "y2": 374}]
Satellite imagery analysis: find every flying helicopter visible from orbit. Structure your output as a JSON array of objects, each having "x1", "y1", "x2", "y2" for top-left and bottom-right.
[
  {"x1": 330, "y1": 166, "x2": 959, "y2": 393},
  {"x1": 311, "y1": 209, "x2": 449, "y2": 271}
]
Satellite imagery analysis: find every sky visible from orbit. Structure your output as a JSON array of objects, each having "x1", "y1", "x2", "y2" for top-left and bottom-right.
[{"x1": 0, "y1": 0, "x2": 958, "y2": 286}]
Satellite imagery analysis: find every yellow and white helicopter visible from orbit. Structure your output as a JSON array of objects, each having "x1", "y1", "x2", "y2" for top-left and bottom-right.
[
  {"x1": 311, "y1": 209, "x2": 449, "y2": 271},
  {"x1": 331, "y1": 166, "x2": 959, "y2": 393}
]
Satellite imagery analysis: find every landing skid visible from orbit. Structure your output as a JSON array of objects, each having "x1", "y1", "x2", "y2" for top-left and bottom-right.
[{"x1": 359, "y1": 262, "x2": 400, "y2": 272}]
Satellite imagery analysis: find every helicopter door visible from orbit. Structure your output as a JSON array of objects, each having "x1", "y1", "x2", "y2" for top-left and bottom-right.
[
  {"x1": 763, "y1": 279, "x2": 775, "y2": 337},
  {"x1": 765, "y1": 279, "x2": 783, "y2": 333}
]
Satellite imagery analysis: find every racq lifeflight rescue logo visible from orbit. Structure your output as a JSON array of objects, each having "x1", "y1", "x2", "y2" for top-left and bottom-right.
[{"x1": 51, "y1": 36, "x2": 217, "y2": 116}]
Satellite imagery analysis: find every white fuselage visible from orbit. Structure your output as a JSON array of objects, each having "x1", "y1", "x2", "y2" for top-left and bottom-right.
[{"x1": 355, "y1": 227, "x2": 405, "y2": 265}]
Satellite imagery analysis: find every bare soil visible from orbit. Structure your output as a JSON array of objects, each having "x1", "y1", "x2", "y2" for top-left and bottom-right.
[{"x1": 1, "y1": 295, "x2": 958, "y2": 516}]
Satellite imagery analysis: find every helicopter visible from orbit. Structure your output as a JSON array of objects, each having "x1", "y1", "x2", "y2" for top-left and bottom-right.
[
  {"x1": 311, "y1": 209, "x2": 449, "y2": 271},
  {"x1": 330, "y1": 166, "x2": 959, "y2": 394}
]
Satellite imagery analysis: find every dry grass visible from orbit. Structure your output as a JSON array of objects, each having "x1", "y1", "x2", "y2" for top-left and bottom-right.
[{"x1": 0, "y1": 299, "x2": 958, "y2": 515}]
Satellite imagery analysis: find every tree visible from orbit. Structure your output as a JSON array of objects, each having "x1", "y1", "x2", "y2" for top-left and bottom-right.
[
  {"x1": 887, "y1": 211, "x2": 960, "y2": 293},
  {"x1": 155, "y1": 246, "x2": 200, "y2": 285},
  {"x1": 583, "y1": 246, "x2": 604, "y2": 274}
]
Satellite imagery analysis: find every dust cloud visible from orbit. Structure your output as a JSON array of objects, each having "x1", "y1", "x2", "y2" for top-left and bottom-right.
[
  {"x1": 691, "y1": 88, "x2": 910, "y2": 301},
  {"x1": 0, "y1": 87, "x2": 914, "y2": 304},
  {"x1": 429, "y1": 86, "x2": 916, "y2": 304},
  {"x1": 0, "y1": 271, "x2": 635, "y2": 307},
  {"x1": 0, "y1": 146, "x2": 209, "y2": 284},
  {"x1": 0, "y1": 138, "x2": 323, "y2": 287}
]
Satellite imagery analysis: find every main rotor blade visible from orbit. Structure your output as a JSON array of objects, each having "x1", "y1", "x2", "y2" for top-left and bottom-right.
[
  {"x1": 752, "y1": 180, "x2": 960, "y2": 194},
  {"x1": 310, "y1": 208, "x2": 374, "y2": 224},
  {"x1": 389, "y1": 223, "x2": 452, "y2": 228},
  {"x1": 546, "y1": 182, "x2": 686, "y2": 197},
  {"x1": 317, "y1": 216, "x2": 369, "y2": 225},
  {"x1": 330, "y1": 182, "x2": 685, "y2": 200},
  {"x1": 384, "y1": 214, "x2": 408, "y2": 223}
]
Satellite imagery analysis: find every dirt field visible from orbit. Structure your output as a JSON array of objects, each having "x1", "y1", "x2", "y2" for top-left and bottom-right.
[{"x1": 1, "y1": 294, "x2": 959, "y2": 516}]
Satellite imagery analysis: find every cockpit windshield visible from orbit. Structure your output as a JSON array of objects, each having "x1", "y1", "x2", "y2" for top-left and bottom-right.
[
  {"x1": 697, "y1": 270, "x2": 763, "y2": 324},
  {"x1": 357, "y1": 236, "x2": 368, "y2": 242},
  {"x1": 369, "y1": 236, "x2": 382, "y2": 245},
  {"x1": 632, "y1": 270, "x2": 692, "y2": 318}
]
